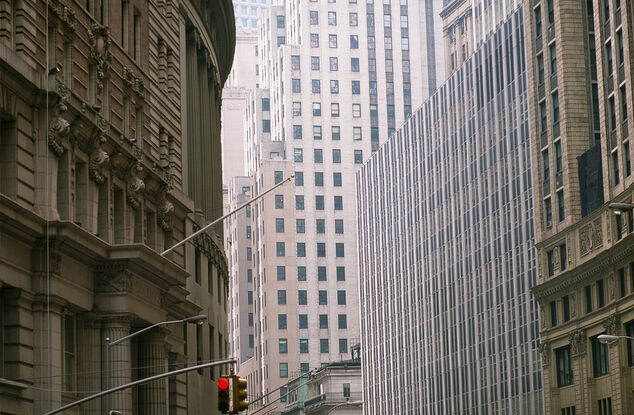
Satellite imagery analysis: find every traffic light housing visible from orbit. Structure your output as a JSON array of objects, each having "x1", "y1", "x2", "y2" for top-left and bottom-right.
[
  {"x1": 217, "y1": 376, "x2": 231, "y2": 413},
  {"x1": 232, "y1": 375, "x2": 248, "y2": 412}
]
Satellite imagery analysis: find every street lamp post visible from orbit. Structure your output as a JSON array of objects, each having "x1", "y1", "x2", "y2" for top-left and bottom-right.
[
  {"x1": 326, "y1": 400, "x2": 363, "y2": 414},
  {"x1": 598, "y1": 334, "x2": 634, "y2": 343},
  {"x1": 608, "y1": 202, "x2": 634, "y2": 215},
  {"x1": 104, "y1": 314, "x2": 207, "y2": 414}
]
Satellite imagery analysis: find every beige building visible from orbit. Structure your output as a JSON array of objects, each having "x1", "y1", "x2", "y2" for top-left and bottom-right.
[
  {"x1": 525, "y1": 0, "x2": 634, "y2": 414},
  {"x1": 440, "y1": 0, "x2": 473, "y2": 78},
  {"x1": 0, "y1": 0, "x2": 234, "y2": 414}
]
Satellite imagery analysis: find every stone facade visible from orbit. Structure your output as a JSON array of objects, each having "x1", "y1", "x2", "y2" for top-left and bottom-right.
[
  {"x1": 0, "y1": 0, "x2": 234, "y2": 414},
  {"x1": 525, "y1": 0, "x2": 634, "y2": 413}
]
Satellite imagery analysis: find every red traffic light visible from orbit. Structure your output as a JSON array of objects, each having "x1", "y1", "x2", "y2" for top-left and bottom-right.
[{"x1": 218, "y1": 378, "x2": 230, "y2": 391}]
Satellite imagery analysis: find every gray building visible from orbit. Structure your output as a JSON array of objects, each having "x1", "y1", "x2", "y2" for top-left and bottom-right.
[
  {"x1": 227, "y1": 1, "x2": 446, "y2": 412},
  {"x1": 357, "y1": 5, "x2": 544, "y2": 414}
]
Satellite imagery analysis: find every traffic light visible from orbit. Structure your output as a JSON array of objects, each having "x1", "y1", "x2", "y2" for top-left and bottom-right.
[
  {"x1": 232, "y1": 375, "x2": 249, "y2": 412},
  {"x1": 218, "y1": 376, "x2": 231, "y2": 413}
]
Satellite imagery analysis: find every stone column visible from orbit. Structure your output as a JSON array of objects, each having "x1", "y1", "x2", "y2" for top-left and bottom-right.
[
  {"x1": 103, "y1": 315, "x2": 133, "y2": 414},
  {"x1": 138, "y1": 330, "x2": 169, "y2": 415},
  {"x1": 568, "y1": 329, "x2": 587, "y2": 415},
  {"x1": 77, "y1": 313, "x2": 102, "y2": 415},
  {"x1": 168, "y1": 351, "x2": 188, "y2": 415}
]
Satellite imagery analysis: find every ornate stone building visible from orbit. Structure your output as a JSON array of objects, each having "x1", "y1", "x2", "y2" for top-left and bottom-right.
[
  {"x1": 525, "y1": 0, "x2": 634, "y2": 413},
  {"x1": 0, "y1": 1, "x2": 234, "y2": 414}
]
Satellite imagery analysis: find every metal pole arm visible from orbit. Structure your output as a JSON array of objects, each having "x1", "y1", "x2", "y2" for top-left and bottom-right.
[
  {"x1": 108, "y1": 319, "x2": 181, "y2": 348},
  {"x1": 43, "y1": 358, "x2": 237, "y2": 415}
]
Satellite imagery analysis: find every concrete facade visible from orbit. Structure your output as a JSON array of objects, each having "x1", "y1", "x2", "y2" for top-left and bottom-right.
[
  {"x1": 357, "y1": 5, "x2": 544, "y2": 414},
  {"x1": 0, "y1": 0, "x2": 234, "y2": 414},
  {"x1": 226, "y1": 1, "x2": 446, "y2": 413},
  {"x1": 525, "y1": 0, "x2": 634, "y2": 413}
]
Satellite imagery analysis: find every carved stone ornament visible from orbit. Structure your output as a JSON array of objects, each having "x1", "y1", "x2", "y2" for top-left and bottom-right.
[
  {"x1": 87, "y1": 24, "x2": 112, "y2": 93},
  {"x1": 48, "y1": 0, "x2": 76, "y2": 32},
  {"x1": 603, "y1": 314, "x2": 621, "y2": 335},
  {"x1": 126, "y1": 163, "x2": 145, "y2": 209},
  {"x1": 123, "y1": 66, "x2": 145, "y2": 98},
  {"x1": 579, "y1": 218, "x2": 603, "y2": 257},
  {"x1": 537, "y1": 341, "x2": 550, "y2": 366},
  {"x1": 48, "y1": 80, "x2": 71, "y2": 157},
  {"x1": 568, "y1": 329, "x2": 587, "y2": 356},
  {"x1": 89, "y1": 134, "x2": 109, "y2": 184},
  {"x1": 157, "y1": 193, "x2": 174, "y2": 231}
]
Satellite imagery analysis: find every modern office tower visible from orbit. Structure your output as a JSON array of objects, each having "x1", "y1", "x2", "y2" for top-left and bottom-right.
[
  {"x1": 0, "y1": 1, "x2": 235, "y2": 414},
  {"x1": 357, "y1": 5, "x2": 544, "y2": 414},
  {"x1": 233, "y1": 0, "x2": 274, "y2": 30},
  {"x1": 227, "y1": 1, "x2": 445, "y2": 411},
  {"x1": 524, "y1": 0, "x2": 634, "y2": 413}
]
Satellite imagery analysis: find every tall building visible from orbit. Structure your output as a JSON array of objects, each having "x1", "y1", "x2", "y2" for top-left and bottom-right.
[
  {"x1": 233, "y1": 0, "x2": 274, "y2": 31},
  {"x1": 0, "y1": 1, "x2": 234, "y2": 414},
  {"x1": 525, "y1": 0, "x2": 634, "y2": 413},
  {"x1": 357, "y1": 4, "x2": 544, "y2": 414},
  {"x1": 226, "y1": 1, "x2": 445, "y2": 411}
]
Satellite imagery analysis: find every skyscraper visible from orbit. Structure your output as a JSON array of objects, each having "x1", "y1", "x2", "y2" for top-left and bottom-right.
[
  {"x1": 226, "y1": 1, "x2": 445, "y2": 410},
  {"x1": 525, "y1": 0, "x2": 634, "y2": 413},
  {"x1": 357, "y1": 4, "x2": 544, "y2": 414}
]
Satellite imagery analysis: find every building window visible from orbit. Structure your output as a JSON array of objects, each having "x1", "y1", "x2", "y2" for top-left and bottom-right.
[
  {"x1": 316, "y1": 219, "x2": 326, "y2": 234},
  {"x1": 319, "y1": 314, "x2": 328, "y2": 329},
  {"x1": 248, "y1": 291, "x2": 253, "y2": 305},
  {"x1": 315, "y1": 172, "x2": 324, "y2": 186},
  {"x1": 585, "y1": 285, "x2": 593, "y2": 313},
  {"x1": 545, "y1": 197, "x2": 552, "y2": 228},
  {"x1": 352, "y1": 103, "x2": 361, "y2": 117},
  {"x1": 330, "y1": 57, "x2": 338, "y2": 71},
  {"x1": 294, "y1": 148, "x2": 303, "y2": 162},
  {"x1": 337, "y1": 290, "x2": 346, "y2": 305},
  {"x1": 339, "y1": 338, "x2": 348, "y2": 353},
  {"x1": 332, "y1": 126, "x2": 341, "y2": 140},
  {"x1": 335, "y1": 243, "x2": 345, "y2": 257},
  {"x1": 297, "y1": 243, "x2": 306, "y2": 257},
  {"x1": 560, "y1": 244, "x2": 567, "y2": 271},
  {"x1": 292, "y1": 78, "x2": 301, "y2": 93},
  {"x1": 597, "y1": 279, "x2": 605, "y2": 307},
  {"x1": 333, "y1": 149, "x2": 341, "y2": 163},
  {"x1": 556, "y1": 345, "x2": 573, "y2": 387},
  {"x1": 314, "y1": 149, "x2": 323, "y2": 163},
  {"x1": 277, "y1": 266, "x2": 286, "y2": 281},
  {"x1": 540, "y1": 101, "x2": 547, "y2": 133},
  {"x1": 550, "y1": 300, "x2": 557, "y2": 326},
  {"x1": 247, "y1": 248, "x2": 252, "y2": 261},
  {"x1": 276, "y1": 242, "x2": 285, "y2": 257},
  {"x1": 537, "y1": 54, "x2": 544, "y2": 85},
  {"x1": 351, "y1": 58, "x2": 359, "y2": 72},
  {"x1": 617, "y1": 30, "x2": 624, "y2": 66},
  {"x1": 331, "y1": 103, "x2": 340, "y2": 117},
  {"x1": 547, "y1": 0, "x2": 554, "y2": 25},
  {"x1": 534, "y1": 5, "x2": 542, "y2": 37},
  {"x1": 626, "y1": 320, "x2": 634, "y2": 366},
  {"x1": 621, "y1": 86, "x2": 628, "y2": 123},
  {"x1": 313, "y1": 125, "x2": 322, "y2": 140},
  {"x1": 277, "y1": 290, "x2": 286, "y2": 305},
  {"x1": 311, "y1": 56, "x2": 320, "y2": 70},
  {"x1": 318, "y1": 290, "x2": 327, "y2": 305},
  {"x1": 291, "y1": 55, "x2": 300, "y2": 70},
  {"x1": 300, "y1": 339, "x2": 309, "y2": 353},
  {"x1": 333, "y1": 172, "x2": 342, "y2": 187},
  {"x1": 353, "y1": 127, "x2": 362, "y2": 140},
  {"x1": 354, "y1": 150, "x2": 362, "y2": 164},
  {"x1": 295, "y1": 172, "x2": 304, "y2": 186},
  {"x1": 606, "y1": 41, "x2": 613, "y2": 76},
  {"x1": 619, "y1": 268, "x2": 626, "y2": 297},
  {"x1": 313, "y1": 102, "x2": 322, "y2": 116},
  {"x1": 592, "y1": 335, "x2": 609, "y2": 377},
  {"x1": 279, "y1": 338, "x2": 288, "y2": 353},
  {"x1": 62, "y1": 314, "x2": 76, "y2": 392},
  {"x1": 315, "y1": 195, "x2": 324, "y2": 210},
  {"x1": 552, "y1": 92, "x2": 560, "y2": 124},
  {"x1": 312, "y1": 79, "x2": 321, "y2": 94},
  {"x1": 334, "y1": 196, "x2": 343, "y2": 210},
  {"x1": 338, "y1": 314, "x2": 347, "y2": 329},
  {"x1": 550, "y1": 43, "x2": 557, "y2": 74},
  {"x1": 557, "y1": 190, "x2": 565, "y2": 222},
  {"x1": 278, "y1": 314, "x2": 287, "y2": 329},
  {"x1": 598, "y1": 397, "x2": 612, "y2": 415},
  {"x1": 555, "y1": 140, "x2": 562, "y2": 173},
  {"x1": 293, "y1": 102, "x2": 302, "y2": 116},
  {"x1": 329, "y1": 34, "x2": 337, "y2": 48},
  {"x1": 280, "y1": 363, "x2": 288, "y2": 378},
  {"x1": 310, "y1": 33, "x2": 319, "y2": 47},
  {"x1": 276, "y1": 218, "x2": 284, "y2": 233},
  {"x1": 296, "y1": 195, "x2": 305, "y2": 210},
  {"x1": 335, "y1": 219, "x2": 344, "y2": 234},
  {"x1": 562, "y1": 295, "x2": 570, "y2": 321},
  {"x1": 350, "y1": 35, "x2": 359, "y2": 48},
  {"x1": 328, "y1": 11, "x2": 337, "y2": 25},
  {"x1": 320, "y1": 339, "x2": 329, "y2": 353},
  {"x1": 310, "y1": 10, "x2": 318, "y2": 24},
  {"x1": 612, "y1": 151, "x2": 620, "y2": 186},
  {"x1": 317, "y1": 242, "x2": 326, "y2": 257},
  {"x1": 298, "y1": 266, "x2": 307, "y2": 281},
  {"x1": 298, "y1": 290, "x2": 307, "y2": 305},
  {"x1": 317, "y1": 266, "x2": 327, "y2": 280},
  {"x1": 296, "y1": 219, "x2": 305, "y2": 234},
  {"x1": 299, "y1": 315, "x2": 308, "y2": 329},
  {"x1": 277, "y1": 15, "x2": 285, "y2": 28},
  {"x1": 330, "y1": 80, "x2": 339, "y2": 94},
  {"x1": 349, "y1": 12, "x2": 358, "y2": 26},
  {"x1": 343, "y1": 383, "x2": 351, "y2": 398},
  {"x1": 280, "y1": 387, "x2": 287, "y2": 403},
  {"x1": 542, "y1": 149, "x2": 550, "y2": 181}
]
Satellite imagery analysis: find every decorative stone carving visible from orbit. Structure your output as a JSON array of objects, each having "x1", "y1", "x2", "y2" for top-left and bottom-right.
[
  {"x1": 48, "y1": 80, "x2": 71, "y2": 157},
  {"x1": 552, "y1": 247, "x2": 560, "y2": 272},
  {"x1": 157, "y1": 193, "x2": 174, "y2": 231},
  {"x1": 89, "y1": 115, "x2": 110, "y2": 184},
  {"x1": 569, "y1": 293, "x2": 576, "y2": 318},
  {"x1": 579, "y1": 218, "x2": 603, "y2": 257},
  {"x1": 48, "y1": 0, "x2": 76, "y2": 32},
  {"x1": 126, "y1": 163, "x2": 145, "y2": 209},
  {"x1": 603, "y1": 314, "x2": 620, "y2": 335},
  {"x1": 123, "y1": 66, "x2": 145, "y2": 98},
  {"x1": 95, "y1": 270, "x2": 131, "y2": 293},
  {"x1": 568, "y1": 330, "x2": 587, "y2": 356},
  {"x1": 537, "y1": 341, "x2": 550, "y2": 366},
  {"x1": 87, "y1": 24, "x2": 112, "y2": 93}
]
